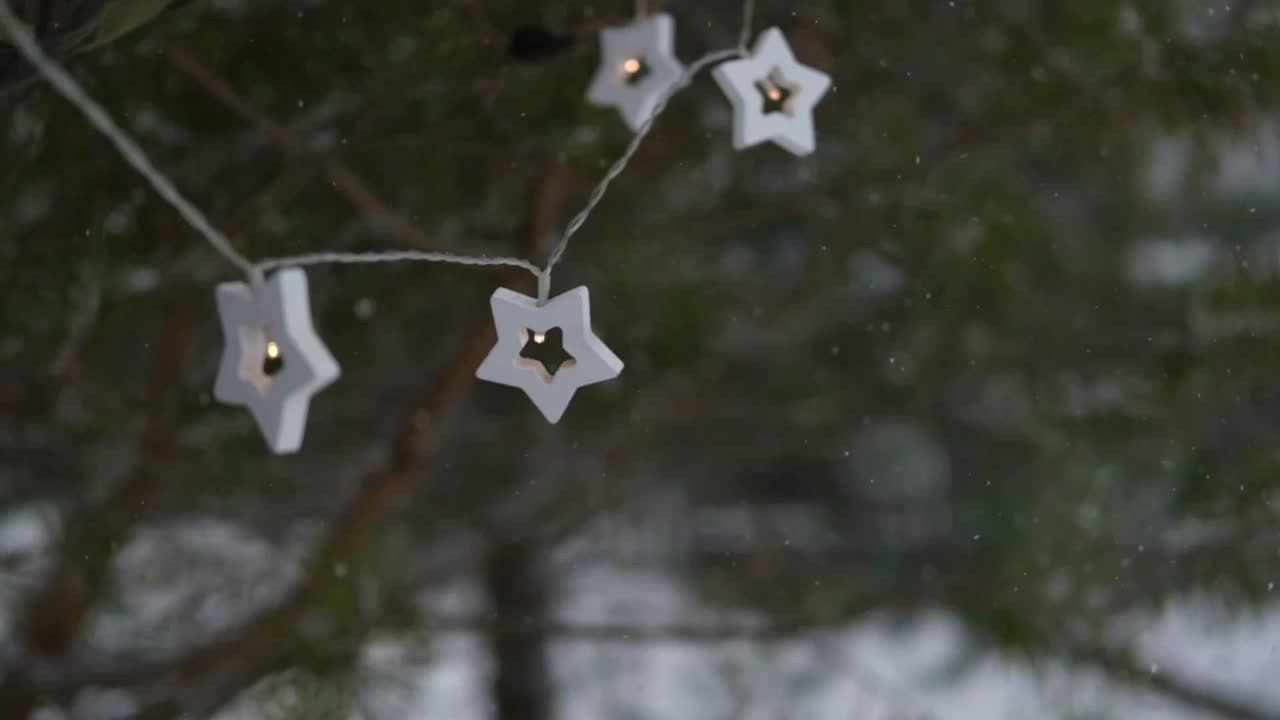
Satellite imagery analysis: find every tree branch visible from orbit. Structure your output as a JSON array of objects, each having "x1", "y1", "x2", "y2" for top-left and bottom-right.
[
  {"x1": 1, "y1": 290, "x2": 193, "y2": 716},
  {"x1": 78, "y1": 156, "x2": 573, "y2": 716},
  {"x1": 1060, "y1": 640, "x2": 1280, "y2": 720}
]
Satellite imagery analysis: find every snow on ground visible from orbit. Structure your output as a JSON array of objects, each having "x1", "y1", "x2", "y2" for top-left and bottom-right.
[
  {"x1": 389, "y1": 567, "x2": 1280, "y2": 720},
  {"x1": 4, "y1": 509, "x2": 1269, "y2": 720},
  {"x1": 4, "y1": 502, "x2": 1278, "y2": 719}
]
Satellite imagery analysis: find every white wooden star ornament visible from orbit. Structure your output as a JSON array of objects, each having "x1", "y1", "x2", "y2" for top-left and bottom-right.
[
  {"x1": 214, "y1": 268, "x2": 340, "y2": 454},
  {"x1": 586, "y1": 13, "x2": 684, "y2": 132},
  {"x1": 712, "y1": 27, "x2": 832, "y2": 156},
  {"x1": 476, "y1": 286, "x2": 623, "y2": 423}
]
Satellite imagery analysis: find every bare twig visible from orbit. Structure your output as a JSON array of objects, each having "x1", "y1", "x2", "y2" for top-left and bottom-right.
[
  {"x1": 47, "y1": 279, "x2": 101, "y2": 380},
  {"x1": 164, "y1": 44, "x2": 454, "y2": 256}
]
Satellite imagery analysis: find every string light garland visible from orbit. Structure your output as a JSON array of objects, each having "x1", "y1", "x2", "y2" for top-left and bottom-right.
[
  {"x1": 0, "y1": 0, "x2": 830, "y2": 452},
  {"x1": 586, "y1": 12, "x2": 684, "y2": 132},
  {"x1": 476, "y1": 287, "x2": 624, "y2": 424},
  {"x1": 712, "y1": 27, "x2": 832, "y2": 156},
  {"x1": 213, "y1": 269, "x2": 340, "y2": 453}
]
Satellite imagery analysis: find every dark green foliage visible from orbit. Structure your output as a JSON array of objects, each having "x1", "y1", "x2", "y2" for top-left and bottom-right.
[{"x1": 4, "y1": 1, "x2": 1280, "y2": 718}]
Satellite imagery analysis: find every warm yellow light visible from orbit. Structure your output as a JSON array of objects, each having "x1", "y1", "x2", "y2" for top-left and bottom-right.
[
  {"x1": 623, "y1": 58, "x2": 641, "y2": 74},
  {"x1": 767, "y1": 85, "x2": 782, "y2": 101},
  {"x1": 266, "y1": 341, "x2": 280, "y2": 359},
  {"x1": 532, "y1": 332, "x2": 546, "y2": 344}
]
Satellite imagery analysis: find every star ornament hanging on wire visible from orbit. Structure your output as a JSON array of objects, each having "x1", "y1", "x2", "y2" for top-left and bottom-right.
[
  {"x1": 712, "y1": 27, "x2": 832, "y2": 156},
  {"x1": 476, "y1": 286, "x2": 623, "y2": 423},
  {"x1": 214, "y1": 268, "x2": 340, "y2": 454},
  {"x1": 586, "y1": 13, "x2": 684, "y2": 132}
]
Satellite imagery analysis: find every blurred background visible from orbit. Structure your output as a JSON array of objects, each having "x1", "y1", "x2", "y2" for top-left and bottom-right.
[{"x1": 3, "y1": 1, "x2": 1280, "y2": 718}]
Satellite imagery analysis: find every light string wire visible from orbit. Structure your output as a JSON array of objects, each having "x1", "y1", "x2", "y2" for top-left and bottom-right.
[
  {"x1": 255, "y1": 249, "x2": 540, "y2": 275},
  {"x1": 738, "y1": 0, "x2": 757, "y2": 51},
  {"x1": 538, "y1": 47, "x2": 742, "y2": 301},
  {"x1": 0, "y1": 1, "x2": 540, "y2": 284},
  {"x1": 1, "y1": 0, "x2": 758, "y2": 300},
  {"x1": 538, "y1": 0, "x2": 757, "y2": 301},
  {"x1": 0, "y1": 1, "x2": 261, "y2": 285}
]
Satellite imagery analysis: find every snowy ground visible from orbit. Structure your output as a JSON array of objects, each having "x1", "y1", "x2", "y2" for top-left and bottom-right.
[
  {"x1": 398, "y1": 568, "x2": 1280, "y2": 720},
  {"x1": 5, "y1": 508, "x2": 1280, "y2": 720}
]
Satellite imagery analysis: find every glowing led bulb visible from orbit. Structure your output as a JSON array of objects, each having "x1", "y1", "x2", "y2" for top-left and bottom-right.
[
  {"x1": 711, "y1": 27, "x2": 832, "y2": 155},
  {"x1": 214, "y1": 268, "x2": 340, "y2": 453},
  {"x1": 586, "y1": 14, "x2": 683, "y2": 131},
  {"x1": 532, "y1": 332, "x2": 546, "y2": 344}
]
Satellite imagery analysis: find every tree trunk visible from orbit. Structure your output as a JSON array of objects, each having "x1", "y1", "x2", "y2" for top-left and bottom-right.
[{"x1": 486, "y1": 535, "x2": 551, "y2": 720}]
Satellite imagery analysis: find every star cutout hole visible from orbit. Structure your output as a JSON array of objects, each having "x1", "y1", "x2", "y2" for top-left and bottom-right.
[
  {"x1": 237, "y1": 325, "x2": 284, "y2": 397},
  {"x1": 514, "y1": 327, "x2": 576, "y2": 383},
  {"x1": 755, "y1": 69, "x2": 799, "y2": 116},
  {"x1": 621, "y1": 55, "x2": 652, "y2": 86}
]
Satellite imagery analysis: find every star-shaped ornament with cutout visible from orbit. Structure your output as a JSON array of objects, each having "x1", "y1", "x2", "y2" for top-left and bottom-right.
[
  {"x1": 214, "y1": 268, "x2": 340, "y2": 454},
  {"x1": 712, "y1": 27, "x2": 832, "y2": 156},
  {"x1": 476, "y1": 286, "x2": 623, "y2": 423},
  {"x1": 586, "y1": 13, "x2": 684, "y2": 132}
]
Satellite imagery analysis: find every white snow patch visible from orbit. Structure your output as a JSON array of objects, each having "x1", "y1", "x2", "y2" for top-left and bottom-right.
[{"x1": 1129, "y1": 237, "x2": 1217, "y2": 287}]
